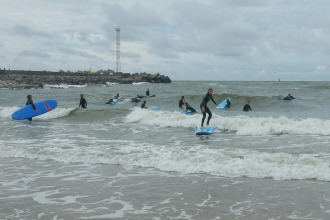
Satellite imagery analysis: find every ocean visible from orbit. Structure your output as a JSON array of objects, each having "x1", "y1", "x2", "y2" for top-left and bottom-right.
[{"x1": 1, "y1": 81, "x2": 330, "y2": 219}]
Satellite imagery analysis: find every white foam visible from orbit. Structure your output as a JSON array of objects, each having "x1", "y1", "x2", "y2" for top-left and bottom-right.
[
  {"x1": 1, "y1": 139, "x2": 330, "y2": 181},
  {"x1": 125, "y1": 108, "x2": 200, "y2": 128},
  {"x1": 34, "y1": 107, "x2": 76, "y2": 120},
  {"x1": 0, "y1": 106, "x2": 20, "y2": 118},
  {"x1": 132, "y1": 82, "x2": 149, "y2": 85},
  {"x1": 106, "y1": 82, "x2": 118, "y2": 85},
  {"x1": 43, "y1": 84, "x2": 87, "y2": 89},
  {"x1": 125, "y1": 108, "x2": 330, "y2": 136}
]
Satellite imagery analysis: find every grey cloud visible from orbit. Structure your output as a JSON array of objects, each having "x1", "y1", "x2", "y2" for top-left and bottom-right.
[
  {"x1": 20, "y1": 50, "x2": 50, "y2": 58},
  {"x1": 12, "y1": 25, "x2": 52, "y2": 38}
]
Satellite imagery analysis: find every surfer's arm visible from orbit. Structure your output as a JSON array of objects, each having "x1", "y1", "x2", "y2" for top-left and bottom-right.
[
  {"x1": 211, "y1": 97, "x2": 217, "y2": 105},
  {"x1": 32, "y1": 103, "x2": 38, "y2": 113}
]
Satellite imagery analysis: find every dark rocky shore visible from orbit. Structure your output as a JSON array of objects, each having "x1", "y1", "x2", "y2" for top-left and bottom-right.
[{"x1": 0, "y1": 69, "x2": 172, "y2": 89}]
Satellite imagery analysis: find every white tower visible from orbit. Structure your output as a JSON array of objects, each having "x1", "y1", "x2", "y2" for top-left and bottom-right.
[{"x1": 115, "y1": 27, "x2": 121, "y2": 73}]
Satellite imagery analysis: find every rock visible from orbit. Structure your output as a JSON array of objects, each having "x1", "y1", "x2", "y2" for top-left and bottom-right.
[{"x1": 0, "y1": 70, "x2": 172, "y2": 89}]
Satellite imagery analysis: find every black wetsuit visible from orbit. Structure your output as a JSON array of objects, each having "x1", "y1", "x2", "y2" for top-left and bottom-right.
[
  {"x1": 186, "y1": 106, "x2": 196, "y2": 113},
  {"x1": 26, "y1": 98, "x2": 37, "y2": 121},
  {"x1": 179, "y1": 99, "x2": 184, "y2": 108},
  {"x1": 243, "y1": 104, "x2": 252, "y2": 111},
  {"x1": 200, "y1": 93, "x2": 217, "y2": 127},
  {"x1": 141, "y1": 102, "x2": 146, "y2": 108},
  {"x1": 226, "y1": 100, "x2": 231, "y2": 108},
  {"x1": 79, "y1": 98, "x2": 87, "y2": 108},
  {"x1": 146, "y1": 90, "x2": 150, "y2": 96}
]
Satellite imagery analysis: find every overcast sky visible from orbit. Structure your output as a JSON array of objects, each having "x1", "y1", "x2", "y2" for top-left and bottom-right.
[{"x1": 1, "y1": 0, "x2": 330, "y2": 81}]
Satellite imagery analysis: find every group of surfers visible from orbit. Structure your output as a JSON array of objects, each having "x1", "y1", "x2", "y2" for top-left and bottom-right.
[
  {"x1": 179, "y1": 88, "x2": 253, "y2": 128},
  {"x1": 29, "y1": 88, "x2": 293, "y2": 128},
  {"x1": 79, "y1": 88, "x2": 253, "y2": 129}
]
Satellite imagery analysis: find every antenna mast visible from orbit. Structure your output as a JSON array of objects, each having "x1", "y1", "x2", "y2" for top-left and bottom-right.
[{"x1": 115, "y1": 27, "x2": 121, "y2": 73}]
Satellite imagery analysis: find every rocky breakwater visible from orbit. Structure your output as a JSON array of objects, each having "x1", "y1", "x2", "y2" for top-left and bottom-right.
[{"x1": 0, "y1": 70, "x2": 172, "y2": 89}]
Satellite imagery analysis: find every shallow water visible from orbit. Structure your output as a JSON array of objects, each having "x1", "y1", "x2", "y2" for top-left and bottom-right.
[{"x1": 1, "y1": 81, "x2": 330, "y2": 219}]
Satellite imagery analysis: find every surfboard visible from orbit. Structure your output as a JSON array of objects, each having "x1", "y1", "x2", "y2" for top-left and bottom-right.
[
  {"x1": 216, "y1": 97, "x2": 231, "y2": 109},
  {"x1": 181, "y1": 111, "x2": 194, "y2": 114},
  {"x1": 150, "y1": 106, "x2": 158, "y2": 110},
  {"x1": 195, "y1": 126, "x2": 215, "y2": 135},
  {"x1": 283, "y1": 96, "x2": 294, "y2": 100},
  {"x1": 106, "y1": 99, "x2": 117, "y2": 105},
  {"x1": 11, "y1": 99, "x2": 58, "y2": 120},
  {"x1": 147, "y1": 95, "x2": 156, "y2": 98}
]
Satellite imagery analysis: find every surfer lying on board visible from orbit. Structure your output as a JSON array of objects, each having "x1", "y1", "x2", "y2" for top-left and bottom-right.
[
  {"x1": 184, "y1": 102, "x2": 196, "y2": 113},
  {"x1": 105, "y1": 99, "x2": 114, "y2": 104},
  {"x1": 200, "y1": 88, "x2": 218, "y2": 128},
  {"x1": 26, "y1": 94, "x2": 38, "y2": 121}
]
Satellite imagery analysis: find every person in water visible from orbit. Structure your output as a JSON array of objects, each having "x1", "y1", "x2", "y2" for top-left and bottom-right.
[
  {"x1": 200, "y1": 88, "x2": 217, "y2": 128},
  {"x1": 114, "y1": 93, "x2": 119, "y2": 99},
  {"x1": 146, "y1": 88, "x2": 150, "y2": 97},
  {"x1": 243, "y1": 100, "x2": 252, "y2": 112},
  {"x1": 287, "y1": 93, "x2": 295, "y2": 99},
  {"x1": 141, "y1": 100, "x2": 147, "y2": 108},
  {"x1": 105, "y1": 98, "x2": 114, "y2": 104},
  {"x1": 132, "y1": 94, "x2": 141, "y2": 102},
  {"x1": 184, "y1": 102, "x2": 196, "y2": 113},
  {"x1": 26, "y1": 94, "x2": 38, "y2": 121},
  {"x1": 79, "y1": 94, "x2": 87, "y2": 108},
  {"x1": 179, "y1": 96, "x2": 185, "y2": 108},
  {"x1": 226, "y1": 99, "x2": 231, "y2": 108}
]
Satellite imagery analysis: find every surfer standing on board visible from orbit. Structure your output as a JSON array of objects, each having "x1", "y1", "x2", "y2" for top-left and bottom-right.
[
  {"x1": 26, "y1": 94, "x2": 38, "y2": 121},
  {"x1": 200, "y1": 88, "x2": 217, "y2": 128},
  {"x1": 79, "y1": 94, "x2": 87, "y2": 109}
]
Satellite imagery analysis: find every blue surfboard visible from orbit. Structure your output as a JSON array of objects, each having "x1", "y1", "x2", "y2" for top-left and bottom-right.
[
  {"x1": 107, "y1": 99, "x2": 117, "y2": 105},
  {"x1": 283, "y1": 96, "x2": 294, "y2": 100},
  {"x1": 195, "y1": 126, "x2": 215, "y2": 135},
  {"x1": 181, "y1": 111, "x2": 194, "y2": 114},
  {"x1": 150, "y1": 106, "x2": 158, "y2": 110},
  {"x1": 12, "y1": 99, "x2": 58, "y2": 120},
  {"x1": 216, "y1": 97, "x2": 231, "y2": 109}
]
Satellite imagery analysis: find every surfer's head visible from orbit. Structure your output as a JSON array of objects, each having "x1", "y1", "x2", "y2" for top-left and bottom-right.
[
  {"x1": 80, "y1": 94, "x2": 84, "y2": 98},
  {"x1": 27, "y1": 94, "x2": 32, "y2": 99},
  {"x1": 208, "y1": 88, "x2": 213, "y2": 95}
]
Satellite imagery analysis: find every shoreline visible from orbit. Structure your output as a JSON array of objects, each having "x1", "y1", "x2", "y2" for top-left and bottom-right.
[{"x1": 0, "y1": 70, "x2": 172, "y2": 89}]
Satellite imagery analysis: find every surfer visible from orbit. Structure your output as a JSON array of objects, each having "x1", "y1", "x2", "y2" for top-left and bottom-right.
[
  {"x1": 132, "y1": 94, "x2": 141, "y2": 102},
  {"x1": 114, "y1": 93, "x2": 119, "y2": 99},
  {"x1": 200, "y1": 88, "x2": 217, "y2": 128},
  {"x1": 226, "y1": 99, "x2": 231, "y2": 108},
  {"x1": 26, "y1": 94, "x2": 38, "y2": 121},
  {"x1": 79, "y1": 94, "x2": 87, "y2": 109},
  {"x1": 146, "y1": 88, "x2": 150, "y2": 97},
  {"x1": 105, "y1": 98, "x2": 114, "y2": 105},
  {"x1": 243, "y1": 100, "x2": 252, "y2": 112},
  {"x1": 179, "y1": 96, "x2": 185, "y2": 108},
  {"x1": 184, "y1": 102, "x2": 196, "y2": 113},
  {"x1": 141, "y1": 100, "x2": 147, "y2": 108},
  {"x1": 287, "y1": 93, "x2": 295, "y2": 99}
]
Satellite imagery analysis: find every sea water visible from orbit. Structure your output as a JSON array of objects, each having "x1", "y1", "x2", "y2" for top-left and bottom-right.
[{"x1": 1, "y1": 81, "x2": 330, "y2": 219}]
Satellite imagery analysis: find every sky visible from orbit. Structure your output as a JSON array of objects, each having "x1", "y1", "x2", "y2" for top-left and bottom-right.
[{"x1": 1, "y1": 0, "x2": 330, "y2": 81}]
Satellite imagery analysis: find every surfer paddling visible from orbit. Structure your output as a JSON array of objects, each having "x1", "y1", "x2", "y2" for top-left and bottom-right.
[{"x1": 200, "y1": 88, "x2": 217, "y2": 128}]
